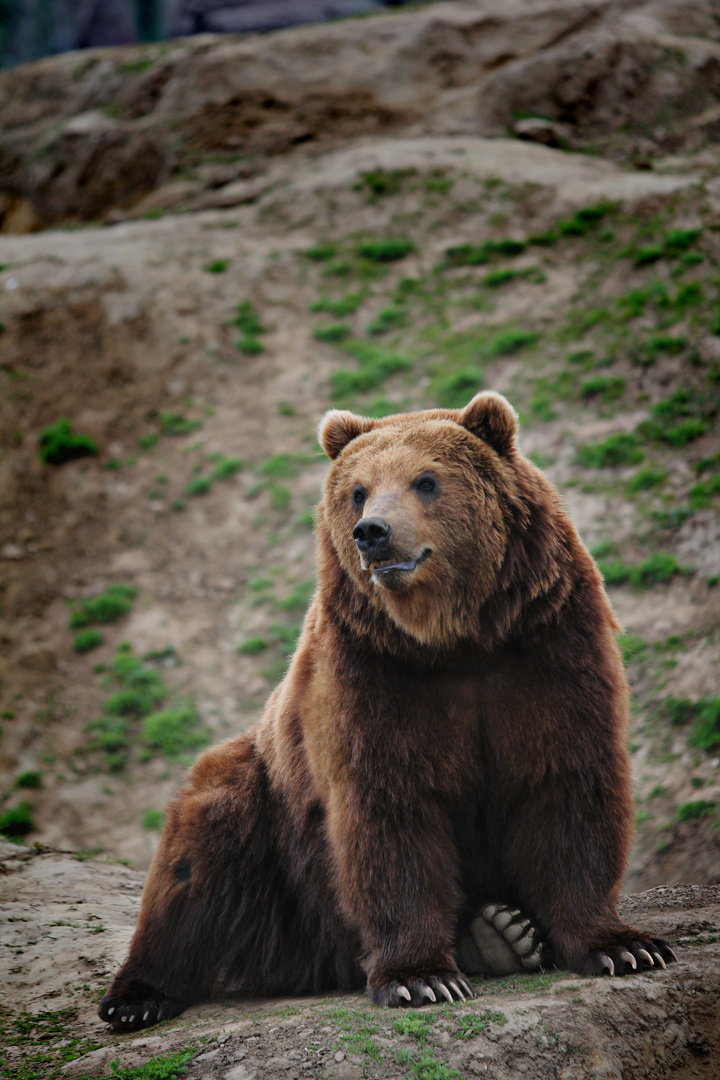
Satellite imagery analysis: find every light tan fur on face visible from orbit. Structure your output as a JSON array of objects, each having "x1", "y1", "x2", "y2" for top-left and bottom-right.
[{"x1": 323, "y1": 421, "x2": 509, "y2": 646}]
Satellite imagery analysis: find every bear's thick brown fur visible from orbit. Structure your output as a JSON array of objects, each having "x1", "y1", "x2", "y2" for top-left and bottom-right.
[{"x1": 99, "y1": 391, "x2": 675, "y2": 1028}]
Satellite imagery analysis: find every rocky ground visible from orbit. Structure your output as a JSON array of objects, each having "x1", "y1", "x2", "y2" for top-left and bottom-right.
[
  {"x1": 1, "y1": 841, "x2": 719, "y2": 1080},
  {"x1": 1, "y1": 1, "x2": 720, "y2": 1077}
]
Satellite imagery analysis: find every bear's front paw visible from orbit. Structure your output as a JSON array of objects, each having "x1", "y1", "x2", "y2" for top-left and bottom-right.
[
  {"x1": 98, "y1": 987, "x2": 185, "y2": 1031},
  {"x1": 369, "y1": 973, "x2": 474, "y2": 1008},
  {"x1": 577, "y1": 938, "x2": 677, "y2": 977}
]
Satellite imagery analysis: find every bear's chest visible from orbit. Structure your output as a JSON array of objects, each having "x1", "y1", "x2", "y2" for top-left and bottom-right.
[{"x1": 307, "y1": 653, "x2": 484, "y2": 805}]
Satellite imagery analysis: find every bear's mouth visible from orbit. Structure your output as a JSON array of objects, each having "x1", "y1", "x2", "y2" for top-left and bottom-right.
[{"x1": 368, "y1": 548, "x2": 431, "y2": 577}]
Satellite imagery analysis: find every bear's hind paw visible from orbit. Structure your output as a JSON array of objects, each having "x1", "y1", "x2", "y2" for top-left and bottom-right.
[
  {"x1": 459, "y1": 903, "x2": 548, "y2": 976},
  {"x1": 99, "y1": 989, "x2": 185, "y2": 1031},
  {"x1": 370, "y1": 973, "x2": 474, "y2": 1008}
]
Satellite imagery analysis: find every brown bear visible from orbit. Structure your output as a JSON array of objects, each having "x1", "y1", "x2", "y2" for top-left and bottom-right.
[{"x1": 99, "y1": 391, "x2": 676, "y2": 1029}]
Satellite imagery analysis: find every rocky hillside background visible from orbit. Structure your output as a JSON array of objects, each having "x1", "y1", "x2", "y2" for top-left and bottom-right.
[{"x1": 0, "y1": 1, "x2": 720, "y2": 1076}]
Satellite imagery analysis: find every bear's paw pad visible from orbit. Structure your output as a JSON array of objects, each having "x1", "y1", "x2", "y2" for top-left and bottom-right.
[
  {"x1": 585, "y1": 938, "x2": 677, "y2": 977},
  {"x1": 371, "y1": 973, "x2": 474, "y2": 1008},
  {"x1": 458, "y1": 903, "x2": 547, "y2": 976},
  {"x1": 98, "y1": 989, "x2": 185, "y2": 1030}
]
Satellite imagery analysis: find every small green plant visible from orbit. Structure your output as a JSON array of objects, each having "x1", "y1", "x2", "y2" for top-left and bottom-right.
[
  {"x1": 106, "y1": 1047, "x2": 197, "y2": 1079},
  {"x1": 556, "y1": 202, "x2": 613, "y2": 236},
  {"x1": 210, "y1": 455, "x2": 243, "y2": 480},
  {"x1": 687, "y1": 698, "x2": 720, "y2": 751},
  {"x1": 331, "y1": 340, "x2": 411, "y2": 400},
  {"x1": 458, "y1": 1009, "x2": 507, "y2": 1038},
  {"x1": 664, "y1": 228, "x2": 700, "y2": 254},
  {"x1": 278, "y1": 579, "x2": 315, "y2": 612},
  {"x1": 367, "y1": 306, "x2": 408, "y2": 335},
  {"x1": 310, "y1": 293, "x2": 364, "y2": 316},
  {"x1": 73, "y1": 628, "x2": 104, "y2": 653},
  {"x1": 676, "y1": 800, "x2": 716, "y2": 822},
  {"x1": 314, "y1": 323, "x2": 351, "y2": 343},
  {"x1": 357, "y1": 238, "x2": 415, "y2": 262},
  {"x1": 689, "y1": 474, "x2": 720, "y2": 509},
  {"x1": 432, "y1": 367, "x2": 484, "y2": 408},
  {"x1": 633, "y1": 244, "x2": 664, "y2": 267},
  {"x1": 16, "y1": 770, "x2": 42, "y2": 789},
  {"x1": 305, "y1": 243, "x2": 337, "y2": 261},
  {"x1": 0, "y1": 801, "x2": 35, "y2": 838},
  {"x1": 577, "y1": 433, "x2": 643, "y2": 468},
  {"x1": 580, "y1": 375, "x2": 626, "y2": 403},
  {"x1": 142, "y1": 809, "x2": 165, "y2": 831},
  {"x1": 482, "y1": 268, "x2": 518, "y2": 287},
  {"x1": 617, "y1": 282, "x2": 670, "y2": 319},
  {"x1": 140, "y1": 703, "x2": 209, "y2": 761},
  {"x1": 637, "y1": 389, "x2": 708, "y2": 446},
  {"x1": 159, "y1": 412, "x2": 202, "y2": 436},
  {"x1": 69, "y1": 583, "x2": 138, "y2": 628},
  {"x1": 237, "y1": 635, "x2": 269, "y2": 656},
  {"x1": 482, "y1": 328, "x2": 538, "y2": 358},
  {"x1": 232, "y1": 299, "x2": 267, "y2": 354},
  {"x1": 185, "y1": 476, "x2": 212, "y2": 496},
  {"x1": 663, "y1": 697, "x2": 697, "y2": 727},
  {"x1": 626, "y1": 467, "x2": 666, "y2": 493},
  {"x1": 444, "y1": 238, "x2": 525, "y2": 267},
  {"x1": 393, "y1": 1013, "x2": 435, "y2": 1044},
  {"x1": 356, "y1": 168, "x2": 411, "y2": 198},
  {"x1": 38, "y1": 417, "x2": 98, "y2": 465},
  {"x1": 597, "y1": 552, "x2": 688, "y2": 588},
  {"x1": 203, "y1": 259, "x2": 229, "y2": 273}
]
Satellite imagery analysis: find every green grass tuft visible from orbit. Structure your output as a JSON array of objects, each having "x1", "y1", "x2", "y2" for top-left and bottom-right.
[
  {"x1": 432, "y1": 367, "x2": 484, "y2": 408},
  {"x1": 580, "y1": 375, "x2": 626, "y2": 403},
  {"x1": 331, "y1": 340, "x2": 411, "y2": 400},
  {"x1": 598, "y1": 552, "x2": 688, "y2": 588},
  {"x1": 0, "y1": 801, "x2": 35, "y2": 838},
  {"x1": 314, "y1": 323, "x2": 352, "y2": 343},
  {"x1": 676, "y1": 799, "x2": 716, "y2": 822},
  {"x1": 237, "y1": 635, "x2": 269, "y2": 656},
  {"x1": 16, "y1": 770, "x2": 43, "y2": 789},
  {"x1": 142, "y1": 809, "x2": 165, "y2": 831},
  {"x1": 310, "y1": 292, "x2": 364, "y2": 317},
  {"x1": 73, "y1": 628, "x2": 104, "y2": 653},
  {"x1": 577, "y1": 433, "x2": 643, "y2": 468},
  {"x1": 107, "y1": 1048, "x2": 197, "y2": 1079},
  {"x1": 140, "y1": 703, "x2": 209, "y2": 761},
  {"x1": 69, "y1": 583, "x2": 138, "y2": 628},
  {"x1": 38, "y1": 417, "x2": 98, "y2": 465},
  {"x1": 482, "y1": 328, "x2": 538, "y2": 358},
  {"x1": 357, "y1": 238, "x2": 415, "y2": 262}
]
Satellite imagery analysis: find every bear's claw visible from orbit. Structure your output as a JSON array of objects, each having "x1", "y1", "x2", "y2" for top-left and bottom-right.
[
  {"x1": 581, "y1": 937, "x2": 676, "y2": 977},
  {"x1": 373, "y1": 973, "x2": 474, "y2": 1008},
  {"x1": 99, "y1": 990, "x2": 185, "y2": 1031}
]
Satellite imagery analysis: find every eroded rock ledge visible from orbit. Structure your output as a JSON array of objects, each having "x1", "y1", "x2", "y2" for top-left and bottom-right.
[{"x1": 1, "y1": 841, "x2": 718, "y2": 1079}]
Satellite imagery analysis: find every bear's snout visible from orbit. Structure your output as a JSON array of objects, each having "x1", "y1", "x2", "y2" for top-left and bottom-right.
[{"x1": 353, "y1": 516, "x2": 392, "y2": 556}]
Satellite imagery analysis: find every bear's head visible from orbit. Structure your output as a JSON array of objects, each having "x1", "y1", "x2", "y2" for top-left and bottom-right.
[{"x1": 317, "y1": 391, "x2": 559, "y2": 650}]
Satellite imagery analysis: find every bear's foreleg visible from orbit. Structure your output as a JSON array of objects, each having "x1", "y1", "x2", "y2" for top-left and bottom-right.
[
  {"x1": 505, "y1": 772, "x2": 677, "y2": 977},
  {"x1": 328, "y1": 795, "x2": 473, "y2": 1007}
]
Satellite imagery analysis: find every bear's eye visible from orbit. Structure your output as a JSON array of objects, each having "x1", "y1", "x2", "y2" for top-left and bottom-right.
[
  {"x1": 352, "y1": 485, "x2": 366, "y2": 508},
  {"x1": 415, "y1": 475, "x2": 437, "y2": 495}
]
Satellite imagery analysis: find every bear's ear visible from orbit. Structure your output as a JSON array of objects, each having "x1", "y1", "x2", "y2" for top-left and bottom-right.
[
  {"x1": 459, "y1": 391, "x2": 518, "y2": 457},
  {"x1": 318, "y1": 410, "x2": 375, "y2": 460}
]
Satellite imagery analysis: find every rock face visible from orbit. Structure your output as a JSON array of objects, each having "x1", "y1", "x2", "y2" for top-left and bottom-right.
[
  {"x1": 2, "y1": 0, "x2": 720, "y2": 227},
  {"x1": 1, "y1": 841, "x2": 719, "y2": 1079}
]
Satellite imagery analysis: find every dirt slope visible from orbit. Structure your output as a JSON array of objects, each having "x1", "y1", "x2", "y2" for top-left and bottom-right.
[
  {"x1": 2, "y1": 0, "x2": 720, "y2": 230},
  {"x1": 1, "y1": 3, "x2": 720, "y2": 1077}
]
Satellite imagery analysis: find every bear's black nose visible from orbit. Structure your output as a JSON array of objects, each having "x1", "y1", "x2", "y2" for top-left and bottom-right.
[{"x1": 353, "y1": 517, "x2": 392, "y2": 554}]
